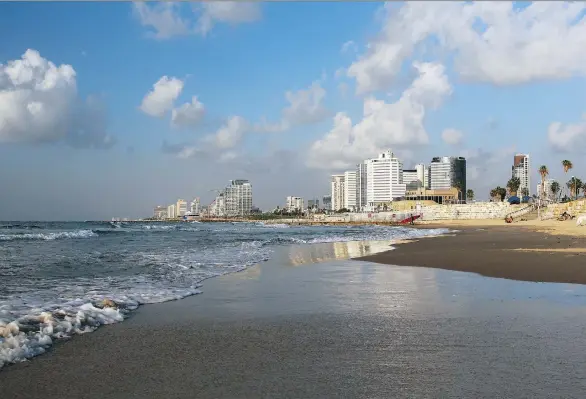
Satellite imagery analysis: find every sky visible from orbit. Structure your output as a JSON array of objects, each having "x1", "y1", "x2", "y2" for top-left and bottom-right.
[{"x1": 1, "y1": 1, "x2": 586, "y2": 220}]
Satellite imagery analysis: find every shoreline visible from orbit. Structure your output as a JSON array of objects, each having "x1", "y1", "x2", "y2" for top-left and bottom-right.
[
  {"x1": 3, "y1": 237, "x2": 586, "y2": 398},
  {"x1": 358, "y1": 224, "x2": 586, "y2": 285}
]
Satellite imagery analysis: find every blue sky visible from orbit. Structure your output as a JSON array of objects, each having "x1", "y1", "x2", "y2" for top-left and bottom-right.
[{"x1": 1, "y1": 1, "x2": 586, "y2": 220}]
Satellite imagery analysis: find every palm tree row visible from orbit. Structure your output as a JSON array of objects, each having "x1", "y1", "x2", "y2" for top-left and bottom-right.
[
  {"x1": 538, "y1": 160, "x2": 585, "y2": 202},
  {"x1": 489, "y1": 160, "x2": 584, "y2": 202}
]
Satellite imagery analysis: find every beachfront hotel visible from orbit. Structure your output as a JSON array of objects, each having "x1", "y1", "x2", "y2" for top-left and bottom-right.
[
  {"x1": 512, "y1": 153, "x2": 531, "y2": 196},
  {"x1": 224, "y1": 179, "x2": 253, "y2": 217},
  {"x1": 286, "y1": 196, "x2": 304, "y2": 213},
  {"x1": 430, "y1": 157, "x2": 466, "y2": 191},
  {"x1": 331, "y1": 150, "x2": 468, "y2": 211},
  {"x1": 366, "y1": 150, "x2": 407, "y2": 209}
]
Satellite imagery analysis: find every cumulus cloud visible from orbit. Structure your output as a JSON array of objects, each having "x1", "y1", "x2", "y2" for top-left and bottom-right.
[
  {"x1": 306, "y1": 62, "x2": 452, "y2": 170},
  {"x1": 441, "y1": 128, "x2": 464, "y2": 146},
  {"x1": 139, "y1": 76, "x2": 184, "y2": 118},
  {"x1": 196, "y1": 2, "x2": 261, "y2": 36},
  {"x1": 0, "y1": 49, "x2": 114, "y2": 148},
  {"x1": 171, "y1": 96, "x2": 205, "y2": 128},
  {"x1": 255, "y1": 81, "x2": 329, "y2": 133},
  {"x1": 346, "y1": 2, "x2": 586, "y2": 93},
  {"x1": 133, "y1": 2, "x2": 261, "y2": 39},
  {"x1": 548, "y1": 115, "x2": 586, "y2": 152},
  {"x1": 205, "y1": 116, "x2": 248, "y2": 149}
]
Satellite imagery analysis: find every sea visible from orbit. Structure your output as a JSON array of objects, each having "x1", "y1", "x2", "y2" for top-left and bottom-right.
[{"x1": 0, "y1": 221, "x2": 449, "y2": 368}]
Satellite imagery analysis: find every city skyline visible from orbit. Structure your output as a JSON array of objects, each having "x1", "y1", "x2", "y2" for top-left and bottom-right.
[{"x1": 2, "y1": 2, "x2": 585, "y2": 220}]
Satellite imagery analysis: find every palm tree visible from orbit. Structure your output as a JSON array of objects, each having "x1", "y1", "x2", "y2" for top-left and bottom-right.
[
  {"x1": 562, "y1": 160, "x2": 573, "y2": 198},
  {"x1": 489, "y1": 188, "x2": 497, "y2": 201},
  {"x1": 506, "y1": 177, "x2": 521, "y2": 196},
  {"x1": 550, "y1": 181, "x2": 560, "y2": 202},
  {"x1": 567, "y1": 178, "x2": 578, "y2": 200},
  {"x1": 492, "y1": 186, "x2": 506, "y2": 202},
  {"x1": 466, "y1": 189, "x2": 474, "y2": 202},
  {"x1": 538, "y1": 165, "x2": 549, "y2": 199},
  {"x1": 567, "y1": 178, "x2": 583, "y2": 200}
]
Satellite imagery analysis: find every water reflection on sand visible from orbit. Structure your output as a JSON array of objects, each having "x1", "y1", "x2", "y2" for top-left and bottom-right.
[{"x1": 287, "y1": 240, "x2": 394, "y2": 266}]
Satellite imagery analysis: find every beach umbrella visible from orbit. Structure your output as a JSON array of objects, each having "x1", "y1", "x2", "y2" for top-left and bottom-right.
[{"x1": 507, "y1": 196, "x2": 521, "y2": 204}]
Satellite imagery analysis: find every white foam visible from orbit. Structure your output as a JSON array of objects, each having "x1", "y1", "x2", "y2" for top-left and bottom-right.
[
  {"x1": 0, "y1": 229, "x2": 97, "y2": 241},
  {"x1": 0, "y1": 224, "x2": 450, "y2": 369}
]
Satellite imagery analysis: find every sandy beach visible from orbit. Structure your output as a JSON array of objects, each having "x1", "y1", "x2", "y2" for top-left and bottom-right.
[
  {"x1": 360, "y1": 222, "x2": 586, "y2": 284},
  {"x1": 2, "y1": 224, "x2": 586, "y2": 398}
]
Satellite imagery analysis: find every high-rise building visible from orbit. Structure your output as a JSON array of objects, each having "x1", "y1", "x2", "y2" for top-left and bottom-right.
[
  {"x1": 153, "y1": 206, "x2": 167, "y2": 219},
  {"x1": 176, "y1": 199, "x2": 187, "y2": 217},
  {"x1": 430, "y1": 156, "x2": 467, "y2": 201},
  {"x1": 211, "y1": 193, "x2": 225, "y2": 217},
  {"x1": 322, "y1": 195, "x2": 332, "y2": 211},
  {"x1": 366, "y1": 150, "x2": 406, "y2": 209},
  {"x1": 167, "y1": 204, "x2": 176, "y2": 219},
  {"x1": 343, "y1": 170, "x2": 357, "y2": 211},
  {"x1": 224, "y1": 179, "x2": 252, "y2": 217},
  {"x1": 286, "y1": 196, "x2": 304, "y2": 212},
  {"x1": 190, "y1": 198, "x2": 200, "y2": 215},
  {"x1": 402, "y1": 169, "x2": 420, "y2": 190},
  {"x1": 356, "y1": 161, "x2": 368, "y2": 212},
  {"x1": 415, "y1": 163, "x2": 430, "y2": 189},
  {"x1": 331, "y1": 174, "x2": 345, "y2": 211},
  {"x1": 512, "y1": 154, "x2": 531, "y2": 197}
]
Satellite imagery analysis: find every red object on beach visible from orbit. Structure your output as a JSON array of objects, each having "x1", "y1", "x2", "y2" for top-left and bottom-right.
[{"x1": 398, "y1": 214, "x2": 421, "y2": 224}]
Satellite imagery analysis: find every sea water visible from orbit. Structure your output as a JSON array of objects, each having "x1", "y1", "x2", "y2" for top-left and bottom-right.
[{"x1": 0, "y1": 221, "x2": 449, "y2": 368}]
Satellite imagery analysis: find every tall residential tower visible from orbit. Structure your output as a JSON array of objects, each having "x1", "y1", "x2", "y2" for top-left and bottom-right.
[{"x1": 512, "y1": 154, "x2": 530, "y2": 196}]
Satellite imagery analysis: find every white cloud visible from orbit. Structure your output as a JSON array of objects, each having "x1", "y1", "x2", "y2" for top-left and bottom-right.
[
  {"x1": 548, "y1": 115, "x2": 586, "y2": 152},
  {"x1": 255, "y1": 81, "x2": 329, "y2": 133},
  {"x1": 205, "y1": 116, "x2": 248, "y2": 149},
  {"x1": 139, "y1": 76, "x2": 184, "y2": 118},
  {"x1": 0, "y1": 49, "x2": 113, "y2": 148},
  {"x1": 307, "y1": 62, "x2": 451, "y2": 170},
  {"x1": 441, "y1": 128, "x2": 464, "y2": 145},
  {"x1": 133, "y1": 2, "x2": 192, "y2": 40},
  {"x1": 133, "y1": 2, "x2": 261, "y2": 39},
  {"x1": 171, "y1": 96, "x2": 205, "y2": 128},
  {"x1": 196, "y1": 2, "x2": 261, "y2": 36},
  {"x1": 347, "y1": 2, "x2": 586, "y2": 93}
]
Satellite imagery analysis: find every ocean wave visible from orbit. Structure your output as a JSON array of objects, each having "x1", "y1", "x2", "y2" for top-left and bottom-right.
[
  {"x1": 0, "y1": 224, "x2": 450, "y2": 369},
  {"x1": 0, "y1": 230, "x2": 97, "y2": 241}
]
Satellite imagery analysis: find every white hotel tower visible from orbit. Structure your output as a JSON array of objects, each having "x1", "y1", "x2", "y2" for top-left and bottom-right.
[{"x1": 366, "y1": 150, "x2": 406, "y2": 208}]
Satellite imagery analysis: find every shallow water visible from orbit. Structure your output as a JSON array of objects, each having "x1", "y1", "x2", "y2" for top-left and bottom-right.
[{"x1": 0, "y1": 221, "x2": 449, "y2": 368}]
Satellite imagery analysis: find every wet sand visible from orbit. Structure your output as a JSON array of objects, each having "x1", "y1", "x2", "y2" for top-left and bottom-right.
[
  {"x1": 3, "y1": 235, "x2": 586, "y2": 398},
  {"x1": 361, "y1": 225, "x2": 586, "y2": 284}
]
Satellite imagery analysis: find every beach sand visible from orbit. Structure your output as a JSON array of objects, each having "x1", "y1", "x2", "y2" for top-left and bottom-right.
[
  {"x1": 361, "y1": 224, "x2": 586, "y2": 284},
  {"x1": 3, "y1": 228, "x2": 586, "y2": 398}
]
